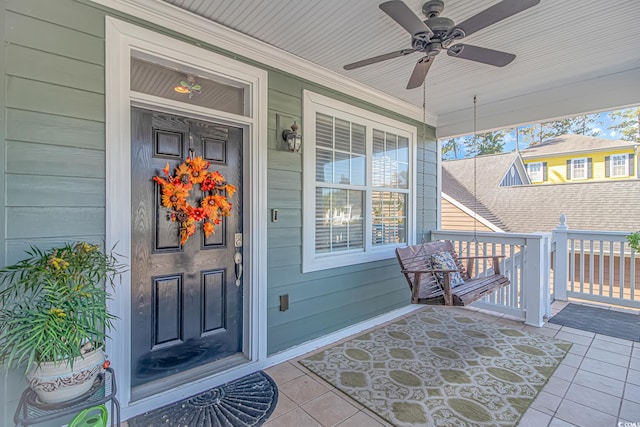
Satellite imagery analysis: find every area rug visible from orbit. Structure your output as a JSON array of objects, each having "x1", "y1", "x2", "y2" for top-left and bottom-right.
[
  {"x1": 549, "y1": 303, "x2": 640, "y2": 341},
  {"x1": 300, "y1": 307, "x2": 571, "y2": 427},
  {"x1": 128, "y1": 371, "x2": 278, "y2": 427}
]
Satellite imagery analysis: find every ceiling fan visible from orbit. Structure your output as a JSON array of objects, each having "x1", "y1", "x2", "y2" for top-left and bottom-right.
[{"x1": 344, "y1": 0, "x2": 540, "y2": 89}]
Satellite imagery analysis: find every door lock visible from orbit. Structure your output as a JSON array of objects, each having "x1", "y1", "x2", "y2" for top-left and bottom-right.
[{"x1": 234, "y1": 233, "x2": 243, "y2": 248}]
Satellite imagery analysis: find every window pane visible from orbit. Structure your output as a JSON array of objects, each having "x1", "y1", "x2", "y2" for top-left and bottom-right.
[
  {"x1": 612, "y1": 155, "x2": 627, "y2": 177},
  {"x1": 334, "y1": 151, "x2": 351, "y2": 184},
  {"x1": 316, "y1": 148, "x2": 333, "y2": 183},
  {"x1": 372, "y1": 192, "x2": 407, "y2": 246},
  {"x1": 352, "y1": 124, "x2": 366, "y2": 155},
  {"x1": 316, "y1": 113, "x2": 333, "y2": 148},
  {"x1": 335, "y1": 119, "x2": 351, "y2": 152},
  {"x1": 315, "y1": 188, "x2": 364, "y2": 253},
  {"x1": 131, "y1": 58, "x2": 245, "y2": 116},
  {"x1": 572, "y1": 159, "x2": 586, "y2": 179},
  {"x1": 351, "y1": 154, "x2": 366, "y2": 186}
]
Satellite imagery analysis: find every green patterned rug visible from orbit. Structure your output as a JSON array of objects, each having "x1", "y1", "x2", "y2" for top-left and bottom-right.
[{"x1": 300, "y1": 307, "x2": 571, "y2": 427}]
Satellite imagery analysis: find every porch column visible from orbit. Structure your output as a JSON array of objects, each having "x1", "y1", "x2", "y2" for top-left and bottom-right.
[
  {"x1": 553, "y1": 215, "x2": 569, "y2": 301},
  {"x1": 524, "y1": 235, "x2": 546, "y2": 327}
]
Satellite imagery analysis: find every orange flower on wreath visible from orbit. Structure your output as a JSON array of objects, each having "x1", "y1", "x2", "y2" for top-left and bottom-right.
[{"x1": 153, "y1": 156, "x2": 234, "y2": 245}]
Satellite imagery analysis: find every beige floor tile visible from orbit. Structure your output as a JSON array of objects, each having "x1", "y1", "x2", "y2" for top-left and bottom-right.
[
  {"x1": 564, "y1": 383, "x2": 621, "y2": 416},
  {"x1": 525, "y1": 325, "x2": 558, "y2": 337},
  {"x1": 560, "y1": 326, "x2": 596, "y2": 338},
  {"x1": 263, "y1": 407, "x2": 322, "y2": 427},
  {"x1": 302, "y1": 391, "x2": 359, "y2": 426},
  {"x1": 518, "y1": 408, "x2": 552, "y2": 427},
  {"x1": 269, "y1": 393, "x2": 299, "y2": 420},
  {"x1": 336, "y1": 411, "x2": 384, "y2": 427},
  {"x1": 548, "y1": 417, "x2": 579, "y2": 427},
  {"x1": 555, "y1": 399, "x2": 617, "y2": 427},
  {"x1": 585, "y1": 346, "x2": 630, "y2": 367},
  {"x1": 593, "y1": 334, "x2": 633, "y2": 348},
  {"x1": 626, "y1": 369, "x2": 640, "y2": 386},
  {"x1": 543, "y1": 376, "x2": 572, "y2": 398},
  {"x1": 567, "y1": 343, "x2": 589, "y2": 357},
  {"x1": 620, "y1": 400, "x2": 640, "y2": 423},
  {"x1": 555, "y1": 331, "x2": 593, "y2": 347},
  {"x1": 624, "y1": 382, "x2": 640, "y2": 401},
  {"x1": 560, "y1": 353, "x2": 583, "y2": 368},
  {"x1": 551, "y1": 364, "x2": 577, "y2": 382},
  {"x1": 572, "y1": 370, "x2": 625, "y2": 397},
  {"x1": 530, "y1": 390, "x2": 562, "y2": 415},
  {"x1": 265, "y1": 362, "x2": 306, "y2": 385},
  {"x1": 580, "y1": 357, "x2": 629, "y2": 381},
  {"x1": 331, "y1": 388, "x2": 364, "y2": 410},
  {"x1": 278, "y1": 375, "x2": 332, "y2": 406}
]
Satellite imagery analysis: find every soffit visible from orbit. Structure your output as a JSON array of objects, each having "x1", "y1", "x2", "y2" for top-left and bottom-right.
[{"x1": 159, "y1": 0, "x2": 640, "y2": 137}]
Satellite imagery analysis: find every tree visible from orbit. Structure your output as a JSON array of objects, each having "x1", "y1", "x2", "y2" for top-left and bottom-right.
[
  {"x1": 466, "y1": 131, "x2": 505, "y2": 156},
  {"x1": 441, "y1": 137, "x2": 465, "y2": 159},
  {"x1": 608, "y1": 107, "x2": 640, "y2": 142}
]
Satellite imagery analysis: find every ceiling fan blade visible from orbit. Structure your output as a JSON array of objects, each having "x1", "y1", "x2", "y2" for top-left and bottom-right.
[
  {"x1": 344, "y1": 49, "x2": 416, "y2": 70},
  {"x1": 454, "y1": 0, "x2": 540, "y2": 38},
  {"x1": 447, "y1": 44, "x2": 515, "y2": 67},
  {"x1": 379, "y1": 1, "x2": 433, "y2": 38},
  {"x1": 406, "y1": 56, "x2": 435, "y2": 89}
]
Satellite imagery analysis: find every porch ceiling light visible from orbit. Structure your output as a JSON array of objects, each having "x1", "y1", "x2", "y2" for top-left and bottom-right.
[
  {"x1": 174, "y1": 74, "x2": 202, "y2": 98},
  {"x1": 282, "y1": 121, "x2": 302, "y2": 152}
]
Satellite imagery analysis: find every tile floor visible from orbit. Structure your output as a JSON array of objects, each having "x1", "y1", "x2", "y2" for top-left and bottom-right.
[{"x1": 259, "y1": 301, "x2": 640, "y2": 427}]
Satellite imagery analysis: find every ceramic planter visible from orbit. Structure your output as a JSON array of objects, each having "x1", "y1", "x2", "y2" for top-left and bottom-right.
[{"x1": 26, "y1": 347, "x2": 105, "y2": 404}]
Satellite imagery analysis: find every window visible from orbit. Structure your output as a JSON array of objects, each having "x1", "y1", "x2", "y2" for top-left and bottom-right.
[
  {"x1": 610, "y1": 154, "x2": 629, "y2": 177},
  {"x1": 303, "y1": 91, "x2": 415, "y2": 272},
  {"x1": 527, "y1": 162, "x2": 545, "y2": 182},
  {"x1": 567, "y1": 158, "x2": 591, "y2": 180}
]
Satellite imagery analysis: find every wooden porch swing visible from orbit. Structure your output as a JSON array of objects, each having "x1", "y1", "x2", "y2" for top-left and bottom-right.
[{"x1": 395, "y1": 93, "x2": 510, "y2": 306}]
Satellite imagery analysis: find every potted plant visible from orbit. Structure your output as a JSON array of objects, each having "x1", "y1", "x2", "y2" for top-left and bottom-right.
[{"x1": 0, "y1": 242, "x2": 124, "y2": 404}]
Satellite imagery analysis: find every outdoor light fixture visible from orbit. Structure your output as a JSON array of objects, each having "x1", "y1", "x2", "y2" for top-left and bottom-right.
[
  {"x1": 282, "y1": 121, "x2": 302, "y2": 152},
  {"x1": 174, "y1": 75, "x2": 202, "y2": 98}
]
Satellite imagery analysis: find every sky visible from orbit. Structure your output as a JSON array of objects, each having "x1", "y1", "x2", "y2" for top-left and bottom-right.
[{"x1": 440, "y1": 107, "x2": 635, "y2": 160}]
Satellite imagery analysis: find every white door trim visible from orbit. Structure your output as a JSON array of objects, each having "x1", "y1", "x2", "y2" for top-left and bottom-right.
[{"x1": 105, "y1": 17, "x2": 268, "y2": 419}]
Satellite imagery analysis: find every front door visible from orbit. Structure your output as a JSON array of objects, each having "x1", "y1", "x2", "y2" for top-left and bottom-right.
[{"x1": 130, "y1": 108, "x2": 243, "y2": 394}]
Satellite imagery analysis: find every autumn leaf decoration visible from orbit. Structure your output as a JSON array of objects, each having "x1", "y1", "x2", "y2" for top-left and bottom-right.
[{"x1": 153, "y1": 156, "x2": 236, "y2": 245}]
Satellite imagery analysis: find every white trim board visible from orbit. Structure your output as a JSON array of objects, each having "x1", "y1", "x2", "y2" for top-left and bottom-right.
[
  {"x1": 105, "y1": 17, "x2": 268, "y2": 420},
  {"x1": 89, "y1": 0, "x2": 435, "y2": 126}
]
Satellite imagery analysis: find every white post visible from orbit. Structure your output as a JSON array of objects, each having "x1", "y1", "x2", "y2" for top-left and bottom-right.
[
  {"x1": 524, "y1": 235, "x2": 546, "y2": 327},
  {"x1": 541, "y1": 233, "x2": 552, "y2": 318},
  {"x1": 553, "y1": 215, "x2": 569, "y2": 301}
]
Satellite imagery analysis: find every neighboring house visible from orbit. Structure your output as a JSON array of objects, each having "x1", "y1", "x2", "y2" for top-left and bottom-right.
[{"x1": 521, "y1": 134, "x2": 639, "y2": 184}]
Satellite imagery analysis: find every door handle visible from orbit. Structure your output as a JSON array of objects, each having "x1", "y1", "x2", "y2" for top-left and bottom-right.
[{"x1": 234, "y1": 252, "x2": 242, "y2": 287}]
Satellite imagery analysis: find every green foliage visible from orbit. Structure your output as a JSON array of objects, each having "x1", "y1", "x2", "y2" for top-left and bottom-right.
[
  {"x1": 628, "y1": 232, "x2": 640, "y2": 252},
  {"x1": 466, "y1": 131, "x2": 506, "y2": 156},
  {"x1": 0, "y1": 242, "x2": 125, "y2": 372},
  {"x1": 608, "y1": 107, "x2": 640, "y2": 142}
]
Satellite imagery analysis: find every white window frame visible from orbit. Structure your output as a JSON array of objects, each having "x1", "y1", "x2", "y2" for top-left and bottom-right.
[
  {"x1": 570, "y1": 158, "x2": 588, "y2": 180},
  {"x1": 527, "y1": 162, "x2": 544, "y2": 182},
  {"x1": 303, "y1": 91, "x2": 416, "y2": 273},
  {"x1": 611, "y1": 154, "x2": 629, "y2": 177}
]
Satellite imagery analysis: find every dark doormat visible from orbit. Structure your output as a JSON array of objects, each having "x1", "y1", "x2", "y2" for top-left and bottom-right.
[
  {"x1": 549, "y1": 303, "x2": 640, "y2": 341},
  {"x1": 128, "y1": 371, "x2": 278, "y2": 427}
]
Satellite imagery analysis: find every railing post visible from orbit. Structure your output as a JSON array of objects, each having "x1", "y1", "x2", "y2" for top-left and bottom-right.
[
  {"x1": 524, "y1": 235, "x2": 545, "y2": 327},
  {"x1": 553, "y1": 215, "x2": 569, "y2": 301}
]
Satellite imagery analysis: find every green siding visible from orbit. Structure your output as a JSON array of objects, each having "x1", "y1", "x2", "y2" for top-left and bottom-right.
[{"x1": 0, "y1": 0, "x2": 438, "y2": 422}]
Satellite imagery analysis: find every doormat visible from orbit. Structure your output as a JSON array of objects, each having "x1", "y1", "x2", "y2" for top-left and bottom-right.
[
  {"x1": 549, "y1": 303, "x2": 640, "y2": 341},
  {"x1": 300, "y1": 306, "x2": 571, "y2": 427},
  {"x1": 128, "y1": 371, "x2": 278, "y2": 427}
]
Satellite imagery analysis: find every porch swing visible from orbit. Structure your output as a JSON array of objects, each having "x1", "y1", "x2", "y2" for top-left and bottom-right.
[{"x1": 395, "y1": 92, "x2": 510, "y2": 306}]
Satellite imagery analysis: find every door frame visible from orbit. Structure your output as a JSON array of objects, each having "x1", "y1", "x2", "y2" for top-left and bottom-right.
[{"x1": 105, "y1": 17, "x2": 268, "y2": 418}]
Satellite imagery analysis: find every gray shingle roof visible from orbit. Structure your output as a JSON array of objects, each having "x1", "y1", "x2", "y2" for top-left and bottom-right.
[
  {"x1": 520, "y1": 134, "x2": 639, "y2": 159},
  {"x1": 442, "y1": 152, "x2": 640, "y2": 233}
]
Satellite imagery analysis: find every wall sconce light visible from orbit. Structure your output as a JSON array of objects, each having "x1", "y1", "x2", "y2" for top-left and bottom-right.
[{"x1": 282, "y1": 121, "x2": 302, "y2": 152}]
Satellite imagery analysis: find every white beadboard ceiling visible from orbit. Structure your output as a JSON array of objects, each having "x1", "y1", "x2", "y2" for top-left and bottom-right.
[{"x1": 160, "y1": 0, "x2": 640, "y2": 138}]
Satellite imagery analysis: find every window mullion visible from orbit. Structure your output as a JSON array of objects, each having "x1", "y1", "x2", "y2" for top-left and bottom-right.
[{"x1": 365, "y1": 125, "x2": 373, "y2": 253}]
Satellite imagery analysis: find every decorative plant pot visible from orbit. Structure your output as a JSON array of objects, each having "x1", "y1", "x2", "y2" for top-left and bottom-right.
[{"x1": 26, "y1": 347, "x2": 105, "y2": 404}]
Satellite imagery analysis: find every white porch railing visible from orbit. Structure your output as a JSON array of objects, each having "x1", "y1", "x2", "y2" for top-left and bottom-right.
[
  {"x1": 431, "y1": 230, "x2": 551, "y2": 327},
  {"x1": 553, "y1": 215, "x2": 639, "y2": 308}
]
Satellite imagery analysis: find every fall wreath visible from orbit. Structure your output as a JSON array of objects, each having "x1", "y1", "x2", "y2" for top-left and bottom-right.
[{"x1": 153, "y1": 156, "x2": 236, "y2": 245}]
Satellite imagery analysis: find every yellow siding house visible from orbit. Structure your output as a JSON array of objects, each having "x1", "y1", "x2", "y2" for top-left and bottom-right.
[{"x1": 521, "y1": 134, "x2": 639, "y2": 184}]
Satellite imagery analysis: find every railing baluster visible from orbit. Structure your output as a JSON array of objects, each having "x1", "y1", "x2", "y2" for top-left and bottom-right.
[
  {"x1": 599, "y1": 240, "x2": 604, "y2": 296},
  {"x1": 589, "y1": 239, "x2": 595, "y2": 295},
  {"x1": 609, "y1": 240, "x2": 615, "y2": 298},
  {"x1": 620, "y1": 241, "x2": 626, "y2": 301}
]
